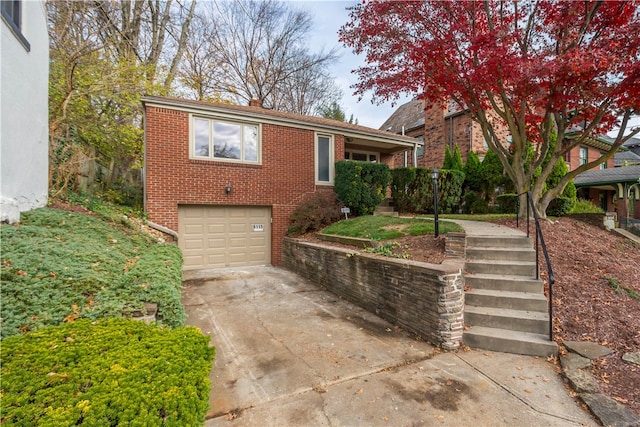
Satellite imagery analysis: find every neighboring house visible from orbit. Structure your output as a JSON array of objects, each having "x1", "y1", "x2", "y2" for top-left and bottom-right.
[
  {"x1": 615, "y1": 136, "x2": 640, "y2": 167},
  {"x1": 142, "y1": 96, "x2": 417, "y2": 270},
  {"x1": 382, "y1": 100, "x2": 510, "y2": 169},
  {"x1": 564, "y1": 133, "x2": 616, "y2": 171},
  {"x1": 379, "y1": 99, "x2": 425, "y2": 167},
  {"x1": 575, "y1": 165, "x2": 640, "y2": 220},
  {"x1": 1, "y1": 0, "x2": 49, "y2": 223}
]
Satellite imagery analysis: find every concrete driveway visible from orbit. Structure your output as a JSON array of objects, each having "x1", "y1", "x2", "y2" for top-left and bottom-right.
[{"x1": 183, "y1": 266, "x2": 596, "y2": 427}]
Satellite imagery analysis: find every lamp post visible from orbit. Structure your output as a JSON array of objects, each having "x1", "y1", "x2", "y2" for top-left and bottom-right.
[{"x1": 431, "y1": 168, "x2": 440, "y2": 237}]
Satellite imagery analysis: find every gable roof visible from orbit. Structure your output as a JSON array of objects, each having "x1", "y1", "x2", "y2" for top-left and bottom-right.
[
  {"x1": 142, "y1": 96, "x2": 418, "y2": 153},
  {"x1": 378, "y1": 99, "x2": 425, "y2": 135},
  {"x1": 575, "y1": 165, "x2": 640, "y2": 187},
  {"x1": 615, "y1": 150, "x2": 640, "y2": 167}
]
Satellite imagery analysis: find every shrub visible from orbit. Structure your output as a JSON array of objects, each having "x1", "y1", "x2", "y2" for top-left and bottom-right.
[
  {"x1": 546, "y1": 196, "x2": 575, "y2": 217},
  {"x1": 1, "y1": 318, "x2": 214, "y2": 426},
  {"x1": 571, "y1": 199, "x2": 605, "y2": 214},
  {"x1": 497, "y1": 193, "x2": 518, "y2": 214},
  {"x1": 334, "y1": 161, "x2": 391, "y2": 216},
  {"x1": 462, "y1": 191, "x2": 490, "y2": 214},
  {"x1": 391, "y1": 168, "x2": 463, "y2": 214},
  {"x1": 463, "y1": 151, "x2": 483, "y2": 194},
  {"x1": 390, "y1": 167, "x2": 431, "y2": 213},
  {"x1": 287, "y1": 192, "x2": 342, "y2": 236}
]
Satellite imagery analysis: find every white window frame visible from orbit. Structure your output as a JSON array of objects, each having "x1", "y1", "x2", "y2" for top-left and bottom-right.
[
  {"x1": 345, "y1": 149, "x2": 379, "y2": 163},
  {"x1": 315, "y1": 133, "x2": 334, "y2": 185},
  {"x1": 579, "y1": 146, "x2": 588, "y2": 166},
  {"x1": 190, "y1": 115, "x2": 261, "y2": 164}
]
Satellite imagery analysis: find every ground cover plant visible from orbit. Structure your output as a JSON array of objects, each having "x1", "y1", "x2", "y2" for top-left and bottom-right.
[
  {"x1": 0, "y1": 206, "x2": 184, "y2": 339},
  {"x1": 321, "y1": 215, "x2": 462, "y2": 241},
  {"x1": 1, "y1": 317, "x2": 214, "y2": 426}
]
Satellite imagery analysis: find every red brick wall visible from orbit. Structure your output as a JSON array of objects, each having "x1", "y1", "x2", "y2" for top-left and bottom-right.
[
  {"x1": 565, "y1": 146, "x2": 614, "y2": 171},
  {"x1": 420, "y1": 104, "x2": 506, "y2": 168},
  {"x1": 144, "y1": 105, "x2": 344, "y2": 265}
]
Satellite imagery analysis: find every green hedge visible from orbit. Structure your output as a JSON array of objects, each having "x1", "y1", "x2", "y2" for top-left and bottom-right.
[
  {"x1": 334, "y1": 161, "x2": 391, "y2": 216},
  {"x1": 546, "y1": 196, "x2": 575, "y2": 217},
  {"x1": 497, "y1": 193, "x2": 518, "y2": 214},
  {"x1": 390, "y1": 168, "x2": 464, "y2": 214},
  {"x1": 1, "y1": 318, "x2": 215, "y2": 426}
]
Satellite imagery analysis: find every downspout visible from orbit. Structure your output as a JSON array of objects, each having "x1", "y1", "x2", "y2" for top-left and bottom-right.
[
  {"x1": 413, "y1": 142, "x2": 419, "y2": 167},
  {"x1": 142, "y1": 104, "x2": 147, "y2": 213}
]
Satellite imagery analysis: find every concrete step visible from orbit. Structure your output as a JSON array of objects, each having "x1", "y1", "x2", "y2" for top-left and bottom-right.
[
  {"x1": 466, "y1": 235, "x2": 532, "y2": 249},
  {"x1": 466, "y1": 247, "x2": 536, "y2": 262},
  {"x1": 465, "y1": 274, "x2": 543, "y2": 293},
  {"x1": 465, "y1": 305, "x2": 549, "y2": 334},
  {"x1": 463, "y1": 326, "x2": 558, "y2": 357},
  {"x1": 465, "y1": 259, "x2": 537, "y2": 277},
  {"x1": 465, "y1": 289, "x2": 548, "y2": 312}
]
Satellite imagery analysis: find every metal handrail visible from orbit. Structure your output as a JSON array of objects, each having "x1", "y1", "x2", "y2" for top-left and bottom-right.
[{"x1": 516, "y1": 191, "x2": 556, "y2": 340}]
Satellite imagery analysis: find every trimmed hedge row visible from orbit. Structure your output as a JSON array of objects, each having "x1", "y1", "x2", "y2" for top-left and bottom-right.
[
  {"x1": 334, "y1": 161, "x2": 391, "y2": 216},
  {"x1": 1, "y1": 318, "x2": 215, "y2": 426},
  {"x1": 390, "y1": 168, "x2": 465, "y2": 214}
]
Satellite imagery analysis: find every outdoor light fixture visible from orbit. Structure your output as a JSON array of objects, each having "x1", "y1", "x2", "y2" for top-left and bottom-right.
[
  {"x1": 431, "y1": 168, "x2": 440, "y2": 237},
  {"x1": 225, "y1": 183, "x2": 232, "y2": 195}
]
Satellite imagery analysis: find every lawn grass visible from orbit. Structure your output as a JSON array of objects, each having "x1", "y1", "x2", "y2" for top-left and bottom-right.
[
  {"x1": 0, "y1": 206, "x2": 184, "y2": 339},
  {"x1": 321, "y1": 215, "x2": 463, "y2": 241}
]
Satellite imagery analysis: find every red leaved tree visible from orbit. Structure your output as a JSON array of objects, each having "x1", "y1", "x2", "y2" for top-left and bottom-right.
[{"x1": 340, "y1": 0, "x2": 640, "y2": 218}]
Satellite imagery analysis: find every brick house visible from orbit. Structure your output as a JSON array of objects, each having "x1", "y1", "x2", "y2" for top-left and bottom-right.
[
  {"x1": 142, "y1": 96, "x2": 418, "y2": 270},
  {"x1": 573, "y1": 135, "x2": 640, "y2": 220},
  {"x1": 382, "y1": 99, "x2": 510, "y2": 169}
]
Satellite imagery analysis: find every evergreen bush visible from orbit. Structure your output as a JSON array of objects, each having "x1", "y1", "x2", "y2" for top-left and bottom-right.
[
  {"x1": 334, "y1": 161, "x2": 391, "y2": 216},
  {"x1": 546, "y1": 196, "x2": 575, "y2": 217},
  {"x1": 497, "y1": 193, "x2": 518, "y2": 214},
  {"x1": 1, "y1": 318, "x2": 214, "y2": 426}
]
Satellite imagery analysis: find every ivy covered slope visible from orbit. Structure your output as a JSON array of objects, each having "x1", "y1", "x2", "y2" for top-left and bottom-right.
[
  {"x1": 1, "y1": 207, "x2": 185, "y2": 338},
  {"x1": 1, "y1": 318, "x2": 215, "y2": 426}
]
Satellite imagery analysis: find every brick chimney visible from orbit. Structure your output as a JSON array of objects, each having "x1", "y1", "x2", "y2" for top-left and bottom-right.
[{"x1": 249, "y1": 98, "x2": 262, "y2": 108}]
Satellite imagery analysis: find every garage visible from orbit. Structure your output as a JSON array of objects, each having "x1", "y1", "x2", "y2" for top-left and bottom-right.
[{"x1": 178, "y1": 205, "x2": 271, "y2": 270}]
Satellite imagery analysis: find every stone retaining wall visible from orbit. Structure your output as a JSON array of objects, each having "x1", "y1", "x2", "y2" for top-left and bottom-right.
[{"x1": 282, "y1": 238, "x2": 465, "y2": 349}]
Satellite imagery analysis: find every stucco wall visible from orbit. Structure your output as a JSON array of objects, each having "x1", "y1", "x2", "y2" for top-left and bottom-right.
[
  {"x1": 1, "y1": 1, "x2": 49, "y2": 223},
  {"x1": 282, "y1": 238, "x2": 465, "y2": 349}
]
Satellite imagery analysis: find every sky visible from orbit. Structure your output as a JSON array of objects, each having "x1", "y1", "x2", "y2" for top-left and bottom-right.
[
  {"x1": 292, "y1": 1, "x2": 639, "y2": 137},
  {"x1": 292, "y1": 1, "x2": 412, "y2": 129}
]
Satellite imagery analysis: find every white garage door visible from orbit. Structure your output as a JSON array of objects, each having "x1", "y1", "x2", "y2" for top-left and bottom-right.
[{"x1": 178, "y1": 205, "x2": 271, "y2": 270}]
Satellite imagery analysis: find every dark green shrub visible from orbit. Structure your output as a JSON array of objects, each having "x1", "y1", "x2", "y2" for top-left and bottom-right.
[
  {"x1": 443, "y1": 145, "x2": 463, "y2": 171},
  {"x1": 463, "y1": 191, "x2": 490, "y2": 214},
  {"x1": 390, "y1": 167, "x2": 431, "y2": 213},
  {"x1": 391, "y1": 168, "x2": 463, "y2": 214},
  {"x1": 482, "y1": 150, "x2": 512, "y2": 195},
  {"x1": 463, "y1": 150, "x2": 483, "y2": 194},
  {"x1": 497, "y1": 193, "x2": 518, "y2": 214},
  {"x1": 334, "y1": 161, "x2": 391, "y2": 216},
  {"x1": 1, "y1": 318, "x2": 214, "y2": 426},
  {"x1": 546, "y1": 196, "x2": 575, "y2": 217},
  {"x1": 287, "y1": 191, "x2": 343, "y2": 236},
  {"x1": 390, "y1": 167, "x2": 417, "y2": 213},
  {"x1": 433, "y1": 169, "x2": 465, "y2": 214}
]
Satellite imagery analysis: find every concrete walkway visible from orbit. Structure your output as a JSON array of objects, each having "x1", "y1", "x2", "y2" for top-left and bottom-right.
[
  {"x1": 183, "y1": 266, "x2": 596, "y2": 427},
  {"x1": 447, "y1": 218, "x2": 527, "y2": 237}
]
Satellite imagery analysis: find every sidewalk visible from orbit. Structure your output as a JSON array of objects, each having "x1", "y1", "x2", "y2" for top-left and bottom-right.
[{"x1": 183, "y1": 266, "x2": 597, "y2": 426}]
